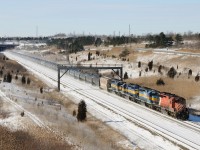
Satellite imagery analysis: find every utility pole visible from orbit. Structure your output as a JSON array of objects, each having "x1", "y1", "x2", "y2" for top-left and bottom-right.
[
  {"x1": 66, "y1": 42, "x2": 70, "y2": 64},
  {"x1": 36, "y1": 26, "x2": 39, "y2": 44},
  {"x1": 36, "y1": 26, "x2": 38, "y2": 38},
  {"x1": 129, "y1": 24, "x2": 131, "y2": 48}
]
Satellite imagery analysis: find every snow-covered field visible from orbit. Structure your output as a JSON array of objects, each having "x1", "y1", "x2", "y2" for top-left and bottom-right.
[{"x1": 4, "y1": 50, "x2": 200, "y2": 150}]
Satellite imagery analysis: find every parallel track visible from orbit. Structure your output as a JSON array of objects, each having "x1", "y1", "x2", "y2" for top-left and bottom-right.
[{"x1": 5, "y1": 51, "x2": 200, "y2": 150}]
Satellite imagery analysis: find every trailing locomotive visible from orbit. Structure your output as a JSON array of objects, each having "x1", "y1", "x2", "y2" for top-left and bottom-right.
[{"x1": 106, "y1": 78, "x2": 189, "y2": 120}]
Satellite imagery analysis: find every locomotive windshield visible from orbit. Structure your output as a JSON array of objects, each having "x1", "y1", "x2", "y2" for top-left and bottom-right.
[
  {"x1": 175, "y1": 98, "x2": 186, "y2": 104},
  {"x1": 150, "y1": 91, "x2": 159, "y2": 96}
]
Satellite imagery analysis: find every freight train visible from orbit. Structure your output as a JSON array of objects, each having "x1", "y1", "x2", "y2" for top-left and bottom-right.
[
  {"x1": 104, "y1": 78, "x2": 189, "y2": 120},
  {"x1": 10, "y1": 52, "x2": 189, "y2": 120},
  {"x1": 65, "y1": 69, "x2": 189, "y2": 120}
]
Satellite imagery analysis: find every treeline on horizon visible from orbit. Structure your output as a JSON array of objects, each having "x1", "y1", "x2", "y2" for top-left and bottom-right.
[
  {"x1": 47, "y1": 32, "x2": 200, "y2": 53},
  {"x1": 1, "y1": 32, "x2": 200, "y2": 53}
]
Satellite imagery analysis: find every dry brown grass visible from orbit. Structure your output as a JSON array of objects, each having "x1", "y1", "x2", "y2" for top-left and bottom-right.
[
  {"x1": 1, "y1": 53, "x2": 129, "y2": 150},
  {"x1": 48, "y1": 46, "x2": 60, "y2": 53},
  {"x1": 45, "y1": 91, "x2": 127, "y2": 150},
  {"x1": 101, "y1": 47, "x2": 128, "y2": 57},
  {"x1": 0, "y1": 126, "x2": 71, "y2": 150},
  {"x1": 0, "y1": 55, "x2": 27, "y2": 74},
  {"x1": 176, "y1": 56, "x2": 200, "y2": 66},
  {"x1": 126, "y1": 76, "x2": 200, "y2": 100},
  {"x1": 85, "y1": 118, "x2": 128, "y2": 150},
  {"x1": 138, "y1": 50, "x2": 153, "y2": 56},
  {"x1": 0, "y1": 99, "x2": 10, "y2": 119},
  {"x1": 177, "y1": 48, "x2": 200, "y2": 53},
  {"x1": 100, "y1": 47, "x2": 141, "y2": 62},
  {"x1": 0, "y1": 53, "x2": 47, "y2": 90}
]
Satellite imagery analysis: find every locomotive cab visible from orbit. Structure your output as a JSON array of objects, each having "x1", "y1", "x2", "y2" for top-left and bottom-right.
[
  {"x1": 159, "y1": 92, "x2": 189, "y2": 120},
  {"x1": 119, "y1": 83, "x2": 127, "y2": 93},
  {"x1": 110, "y1": 79, "x2": 125, "y2": 92},
  {"x1": 173, "y1": 97, "x2": 189, "y2": 119},
  {"x1": 149, "y1": 90, "x2": 160, "y2": 104}
]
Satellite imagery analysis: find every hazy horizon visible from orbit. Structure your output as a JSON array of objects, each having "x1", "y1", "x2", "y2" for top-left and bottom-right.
[{"x1": 0, "y1": 0, "x2": 200, "y2": 37}]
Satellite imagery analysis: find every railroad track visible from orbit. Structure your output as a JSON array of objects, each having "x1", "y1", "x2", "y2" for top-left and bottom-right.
[
  {"x1": 55, "y1": 72, "x2": 200, "y2": 150},
  {"x1": 5, "y1": 51, "x2": 200, "y2": 150},
  {"x1": 4, "y1": 52, "x2": 168, "y2": 149},
  {"x1": 0, "y1": 90, "x2": 46, "y2": 128},
  {"x1": 136, "y1": 48, "x2": 200, "y2": 57}
]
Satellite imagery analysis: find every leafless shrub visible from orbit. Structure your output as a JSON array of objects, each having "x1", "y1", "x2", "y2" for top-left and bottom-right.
[
  {"x1": 167, "y1": 67, "x2": 177, "y2": 78},
  {"x1": 195, "y1": 75, "x2": 199, "y2": 82},
  {"x1": 21, "y1": 111, "x2": 25, "y2": 117},
  {"x1": 138, "y1": 61, "x2": 141, "y2": 68},
  {"x1": 15, "y1": 74, "x2": 18, "y2": 80},
  {"x1": 40, "y1": 87, "x2": 43, "y2": 94},
  {"x1": 139, "y1": 71, "x2": 141, "y2": 77},
  {"x1": 156, "y1": 78, "x2": 165, "y2": 86},
  {"x1": 73, "y1": 110, "x2": 76, "y2": 116}
]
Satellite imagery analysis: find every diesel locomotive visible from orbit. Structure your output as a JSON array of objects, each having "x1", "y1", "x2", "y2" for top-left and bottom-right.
[
  {"x1": 107, "y1": 78, "x2": 189, "y2": 120},
  {"x1": 63, "y1": 68, "x2": 189, "y2": 120}
]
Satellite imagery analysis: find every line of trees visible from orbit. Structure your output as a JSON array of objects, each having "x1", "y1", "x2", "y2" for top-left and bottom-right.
[
  {"x1": 2, "y1": 31, "x2": 199, "y2": 50},
  {"x1": 145, "y1": 32, "x2": 175, "y2": 48},
  {"x1": 48, "y1": 33, "x2": 186, "y2": 50},
  {"x1": 47, "y1": 36, "x2": 100, "y2": 53},
  {"x1": 104, "y1": 36, "x2": 138, "y2": 46}
]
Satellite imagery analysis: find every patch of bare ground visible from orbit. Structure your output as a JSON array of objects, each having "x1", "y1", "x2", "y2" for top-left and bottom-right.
[
  {"x1": 48, "y1": 45, "x2": 60, "y2": 53},
  {"x1": 137, "y1": 50, "x2": 153, "y2": 56},
  {"x1": 0, "y1": 53, "x2": 131, "y2": 150},
  {"x1": 169, "y1": 56, "x2": 200, "y2": 68},
  {"x1": 100, "y1": 47, "x2": 142, "y2": 62},
  {"x1": 0, "y1": 126, "x2": 72, "y2": 150},
  {"x1": 0, "y1": 99, "x2": 10, "y2": 119},
  {"x1": 39, "y1": 91, "x2": 130, "y2": 150},
  {"x1": 126, "y1": 76, "x2": 200, "y2": 100},
  {"x1": 0, "y1": 96, "x2": 72, "y2": 149},
  {"x1": 177, "y1": 48, "x2": 200, "y2": 53},
  {"x1": 0, "y1": 56, "x2": 27, "y2": 74}
]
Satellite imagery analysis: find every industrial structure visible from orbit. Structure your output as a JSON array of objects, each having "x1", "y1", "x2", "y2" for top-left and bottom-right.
[{"x1": 57, "y1": 64, "x2": 123, "y2": 91}]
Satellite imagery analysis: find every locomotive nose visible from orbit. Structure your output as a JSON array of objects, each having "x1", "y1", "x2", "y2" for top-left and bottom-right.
[
  {"x1": 176, "y1": 103, "x2": 184, "y2": 112},
  {"x1": 175, "y1": 103, "x2": 189, "y2": 120}
]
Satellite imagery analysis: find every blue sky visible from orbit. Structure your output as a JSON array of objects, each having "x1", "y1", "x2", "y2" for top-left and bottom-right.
[{"x1": 0, "y1": 0, "x2": 199, "y2": 37}]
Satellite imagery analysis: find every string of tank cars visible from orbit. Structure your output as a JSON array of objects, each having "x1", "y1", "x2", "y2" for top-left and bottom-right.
[{"x1": 4, "y1": 51, "x2": 200, "y2": 150}]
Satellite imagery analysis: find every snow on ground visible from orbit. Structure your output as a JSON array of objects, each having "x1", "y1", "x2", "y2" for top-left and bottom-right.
[
  {"x1": 15, "y1": 47, "x2": 200, "y2": 112},
  {"x1": 67, "y1": 48, "x2": 200, "y2": 79},
  {"x1": 0, "y1": 82, "x2": 31, "y2": 131},
  {"x1": 0, "y1": 102, "x2": 28, "y2": 131},
  {"x1": 5, "y1": 50, "x2": 198, "y2": 150},
  {"x1": 0, "y1": 87, "x2": 38, "y2": 131},
  {"x1": 0, "y1": 75, "x2": 117, "y2": 150},
  {"x1": 0, "y1": 88, "x2": 46, "y2": 129},
  {"x1": 67, "y1": 48, "x2": 200, "y2": 110},
  {"x1": 1, "y1": 52, "x2": 133, "y2": 150}
]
